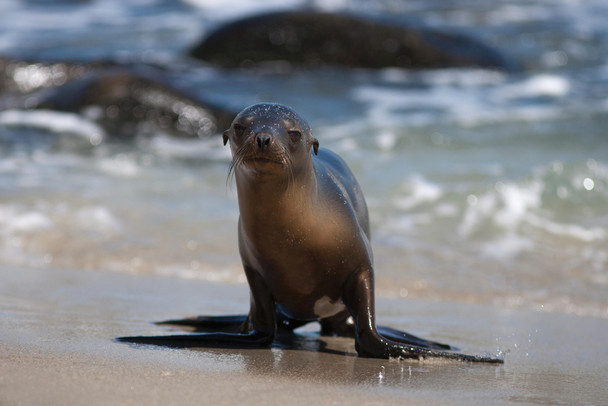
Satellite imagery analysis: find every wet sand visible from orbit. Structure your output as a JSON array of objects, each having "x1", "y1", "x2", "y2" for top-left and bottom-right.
[{"x1": 1, "y1": 265, "x2": 607, "y2": 406}]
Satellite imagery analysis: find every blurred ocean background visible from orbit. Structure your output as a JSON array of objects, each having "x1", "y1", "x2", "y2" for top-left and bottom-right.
[{"x1": 0, "y1": 0, "x2": 606, "y2": 320}]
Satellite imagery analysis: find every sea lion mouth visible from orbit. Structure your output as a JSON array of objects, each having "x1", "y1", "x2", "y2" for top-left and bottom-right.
[
  {"x1": 244, "y1": 156, "x2": 284, "y2": 166},
  {"x1": 228, "y1": 141, "x2": 291, "y2": 183}
]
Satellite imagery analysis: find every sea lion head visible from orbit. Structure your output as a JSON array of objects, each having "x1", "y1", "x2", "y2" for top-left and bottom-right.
[{"x1": 223, "y1": 103, "x2": 319, "y2": 179}]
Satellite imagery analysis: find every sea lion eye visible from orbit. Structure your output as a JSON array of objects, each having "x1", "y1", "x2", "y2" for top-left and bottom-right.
[
  {"x1": 288, "y1": 130, "x2": 302, "y2": 143},
  {"x1": 234, "y1": 123, "x2": 246, "y2": 137}
]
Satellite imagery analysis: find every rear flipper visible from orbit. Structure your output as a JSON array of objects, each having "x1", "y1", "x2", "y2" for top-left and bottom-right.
[
  {"x1": 155, "y1": 313, "x2": 309, "y2": 333},
  {"x1": 116, "y1": 330, "x2": 273, "y2": 349},
  {"x1": 156, "y1": 315, "x2": 248, "y2": 333},
  {"x1": 117, "y1": 313, "x2": 304, "y2": 349},
  {"x1": 117, "y1": 267, "x2": 284, "y2": 350}
]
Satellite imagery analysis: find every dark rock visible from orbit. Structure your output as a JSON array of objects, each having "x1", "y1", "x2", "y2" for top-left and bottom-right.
[{"x1": 190, "y1": 11, "x2": 520, "y2": 72}]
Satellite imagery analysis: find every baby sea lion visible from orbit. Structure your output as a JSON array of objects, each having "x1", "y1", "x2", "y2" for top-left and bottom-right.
[{"x1": 118, "y1": 103, "x2": 502, "y2": 363}]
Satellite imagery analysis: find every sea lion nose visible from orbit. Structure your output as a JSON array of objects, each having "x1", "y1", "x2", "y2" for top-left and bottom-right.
[{"x1": 255, "y1": 132, "x2": 272, "y2": 150}]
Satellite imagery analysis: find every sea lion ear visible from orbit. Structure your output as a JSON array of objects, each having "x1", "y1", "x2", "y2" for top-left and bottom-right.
[
  {"x1": 312, "y1": 138, "x2": 319, "y2": 155},
  {"x1": 222, "y1": 130, "x2": 230, "y2": 146}
]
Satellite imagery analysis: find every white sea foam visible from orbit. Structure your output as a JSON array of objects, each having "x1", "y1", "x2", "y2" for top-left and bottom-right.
[
  {"x1": 459, "y1": 175, "x2": 606, "y2": 247},
  {"x1": 434, "y1": 203, "x2": 459, "y2": 217},
  {"x1": 0, "y1": 202, "x2": 125, "y2": 269},
  {"x1": 458, "y1": 179, "x2": 545, "y2": 260},
  {"x1": 422, "y1": 69, "x2": 507, "y2": 87},
  {"x1": 480, "y1": 233, "x2": 534, "y2": 260},
  {"x1": 0, "y1": 206, "x2": 52, "y2": 233},
  {"x1": 487, "y1": 4, "x2": 552, "y2": 24},
  {"x1": 98, "y1": 154, "x2": 141, "y2": 178},
  {"x1": 0, "y1": 156, "x2": 20, "y2": 173},
  {"x1": 459, "y1": 193, "x2": 498, "y2": 237},
  {"x1": 526, "y1": 214, "x2": 606, "y2": 242},
  {"x1": 147, "y1": 134, "x2": 231, "y2": 161},
  {"x1": 181, "y1": 0, "x2": 345, "y2": 14},
  {"x1": 0, "y1": 205, "x2": 53, "y2": 267},
  {"x1": 385, "y1": 213, "x2": 434, "y2": 234},
  {"x1": 497, "y1": 74, "x2": 571, "y2": 100},
  {"x1": 493, "y1": 181, "x2": 543, "y2": 230},
  {"x1": 0, "y1": 110, "x2": 105, "y2": 146},
  {"x1": 352, "y1": 85, "x2": 445, "y2": 128},
  {"x1": 394, "y1": 175, "x2": 443, "y2": 210},
  {"x1": 75, "y1": 206, "x2": 123, "y2": 235},
  {"x1": 351, "y1": 72, "x2": 578, "y2": 130},
  {"x1": 375, "y1": 131, "x2": 398, "y2": 151},
  {"x1": 180, "y1": 0, "x2": 301, "y2": 22},
  {"x1": 157, "y1": 265, "x2": 245, "y2": 284}
]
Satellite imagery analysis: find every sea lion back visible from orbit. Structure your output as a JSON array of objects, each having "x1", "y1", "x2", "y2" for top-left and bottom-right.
[{"x1": 313, "y1": 148, "x2": 370, "y2": 240}]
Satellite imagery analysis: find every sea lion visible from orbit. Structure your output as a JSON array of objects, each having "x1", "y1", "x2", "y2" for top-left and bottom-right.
[
  {"x1": 189, "y1": 11, "x2": 520, "y2": 72},
  {"x1": 118, "y1": 103, "x2": 502, "y2": 363}
]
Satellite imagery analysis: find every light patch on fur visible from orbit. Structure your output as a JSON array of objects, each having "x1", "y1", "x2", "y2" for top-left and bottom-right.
[{"x1": 313, "y1": 296, "x2": 346, "y2": 318}]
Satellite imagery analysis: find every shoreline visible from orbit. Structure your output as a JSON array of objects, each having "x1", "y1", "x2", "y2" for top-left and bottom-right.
[{"x1": 1, "y1": 266, "x2": 607, "y2": 405}]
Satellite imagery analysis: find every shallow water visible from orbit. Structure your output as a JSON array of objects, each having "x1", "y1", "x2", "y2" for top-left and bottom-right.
[{"x1": 0, "y1": 0, "x2": 607, "y2": 319}]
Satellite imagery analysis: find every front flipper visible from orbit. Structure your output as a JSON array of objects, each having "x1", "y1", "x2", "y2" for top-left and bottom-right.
[
  {"x1": 116, "y1": 330, "x2": 273, "y2": 349},
  {"x1": 355, "y1": 338, "x2": 503, "y2": 363},
  {"x1": 343, "y1": 267, "x2": 504, "y2": 364},
  {"x1": 376, "y1": 325, "x2": 453, "y2": 351},
  {"x1": 320, "y1": 311, "x2": 453, "y2": 350}
]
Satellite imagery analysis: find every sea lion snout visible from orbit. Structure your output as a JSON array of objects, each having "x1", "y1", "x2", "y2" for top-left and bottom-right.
[{"x1": 255, "y1": 131, "x2": 272, "y2": 151}]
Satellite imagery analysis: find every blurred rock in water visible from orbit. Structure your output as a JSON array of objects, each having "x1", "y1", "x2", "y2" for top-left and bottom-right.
[{"x1": 189, "y1": 11, "x2": 521, "y2": 72}]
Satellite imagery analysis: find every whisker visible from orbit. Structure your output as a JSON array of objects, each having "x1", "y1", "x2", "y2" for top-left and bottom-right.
[
  {"x1": 286, "y1": 153, "x2": 295, "y2": 191},
  {"x1": 226, "y1": 141, "x2": 253, "y2": 188},
  {"x1": 225, "y1": 139, "x2": 294, "y2": 190}
]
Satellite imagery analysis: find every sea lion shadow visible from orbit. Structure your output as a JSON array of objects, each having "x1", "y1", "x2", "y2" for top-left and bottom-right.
[
  {"x1": 131, "y1": 319, "x2": 359, "y2": 358},
  {"x1": 117, "y1": 319, "x2": 500, "y2": 387},
  {"x1": 116, "y1": 311, "x2": 471, "y2": 360},
  {"x1": 273, "y1": 331, "x2": 356, "y2": 358}
]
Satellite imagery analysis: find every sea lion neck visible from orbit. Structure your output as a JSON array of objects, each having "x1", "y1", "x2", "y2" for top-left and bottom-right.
[{"x1": 235, "y1": 156, "x2": 318, "y2": 221}]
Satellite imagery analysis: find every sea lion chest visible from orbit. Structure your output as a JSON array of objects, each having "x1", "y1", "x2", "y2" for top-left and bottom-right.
[{"x1": 237, "y1": 168, "x2": 370, "y2": 320}]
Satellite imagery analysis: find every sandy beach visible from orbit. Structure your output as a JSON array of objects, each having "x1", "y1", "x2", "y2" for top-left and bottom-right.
[{"x1": 1, "y1": 265, "x2": 606, "y2": 406}]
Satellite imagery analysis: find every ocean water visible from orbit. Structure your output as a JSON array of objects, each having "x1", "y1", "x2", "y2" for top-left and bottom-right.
[{"x1": 0, "y1": 0, "x2": 606, "y2": 319}]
